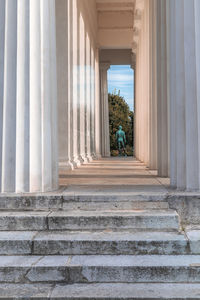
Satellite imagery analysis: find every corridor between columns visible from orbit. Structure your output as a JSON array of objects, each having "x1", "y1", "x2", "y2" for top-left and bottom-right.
[{"x1": 59, "y1": 158, "x2": 169, "y2": 194}]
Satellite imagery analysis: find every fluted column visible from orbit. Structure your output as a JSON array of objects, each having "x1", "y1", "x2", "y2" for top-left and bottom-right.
[
  {"x1": 95, "y1": 48, "x2": 101, "y2": 158},
  {"x1": 184, "y1": 0, "x2": 199, "y2": 190},
  {"x1": 56, "y1": 0, "x2": 73, "y2": 170},
  {"x1": 0, "y1": 0, "x2": 58, "y2": 193},
  {"x1": 90, "y1": 46, "x2": 96, "y2": 158},
  {"x1": 167, "y1": 0, "x2": 177, "y2": 187},
  {"x1": 156, "y1": 0, "x2": 169, "y2": 177},
  {"x1": 100, "y1": 62, "x2": 110, "y2": 157},
  {"x1": 149, "y1": 0, "x2": 158, "y2": 170},
  {"x1": 72, "y1": 0, "x2": 80, "y2": 167},
  {"x1": 79, "y1": 13, "x2": 87, "y2": 163},
  {"x1": 168, "y1": 0, "x2": 200, "y2": 190},
  {"x1": 85, "y1": 34, "x2": 92, "y2": 161}
]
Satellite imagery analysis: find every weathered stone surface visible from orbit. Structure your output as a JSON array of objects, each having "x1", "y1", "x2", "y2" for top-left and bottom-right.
[
  {"x1": 68, "y1": 255, "x2": 200, "y2": 283},
  {"x1": 33, "y1": 231, "x2": 188, "y2": 255},
  {"x1": 0, "y1": 283, "x2": 53, "y2": 298},
  {"x1": 0, "y1": 212, "x2": 48, "y2": 231},
  {"x1": 1, "y1": 283, "x2": 200, "y2": 299},
  {"x1": 0, "y1": 195, "x2": 63, "y2": 211},
  {"x1": 48, "y1": 210, "x2": 179, "y2": 231},
  {"x1": 0, "y1": 231, "x2": 36, "y2": 254},
  {"x1": 168, "y1": 195, "x2": 200, "y2": 226},
  {"x1": 51, "y1": 283, "x2": 200, "y2": 299},
  {"x1": 186, "y1": 229, "x2": 200, "y2": 254},
  {"x1": 63, "y1": 200, "x2": 169, "y2": 211},
  {"x1": 26, "y1": 256, "x2": 70, "y2": 283},
  {"x1": 0, "y1": 256, "x2": 41, "y2": 283},
  {"x1": 1, "y1": 255, "x2": 200, "y2": 284}
]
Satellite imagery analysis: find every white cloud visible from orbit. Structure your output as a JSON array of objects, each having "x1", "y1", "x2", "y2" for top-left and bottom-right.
[{"x1": 108, "y1": 72, "x2": 133, "y2": 83}]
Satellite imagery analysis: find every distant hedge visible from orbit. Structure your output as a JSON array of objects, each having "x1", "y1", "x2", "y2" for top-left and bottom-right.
[{"x1": 108, "y1": 92, "x2": 134, "y2": 156}]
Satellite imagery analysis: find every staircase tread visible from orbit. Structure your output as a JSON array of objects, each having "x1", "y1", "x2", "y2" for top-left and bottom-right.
[
  {"x1": 49, "y1": 209, "x2": 178, "y2": 217},
  {"x1": 0, "y1": 209, "x2": 177, "y2": 217},
  {"x1": 1, "y1": 255, "x2": 200, "y2": 267},
  {"x1": 0, "y1": 230, "x2": 186, "y2": 241},
  {"x1": 1, "y1": 283, "x2": 200, "y2": 299}
]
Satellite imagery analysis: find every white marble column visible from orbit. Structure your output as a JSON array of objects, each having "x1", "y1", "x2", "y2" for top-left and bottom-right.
[
  {"x1": 90, "y1": 46, "x2": 96, "y2": 158},
  {"x1": 95, "y1": 48, "x2": 101, "y2": 158},
  {"x1": 195, "y1": 0, "x2": 200, "y2": 189},
  {"x1": 134, "y1": 1, "x2": 150, "y2": 166},
  {"x1": 156, "y1": 0, "x2": 169, "y2": 177},
  {"x1": 167, "y1": 0, "x2": 177, "y2": 187},
  {"x1": 85, "y1": 34, "x2": 92, "y2": 161},
  {"x1": 0, "y1": 0, "x2": 58, "y2": 193},
  {"x1": 149, "y1": 0, "x2": 158, "y2": 170},
  {"x1": 183, "y1": 0, "x2": 199, "y2": 190},
  {"x1": 79, "y1": 13, "x2": 87, "y2": 163},
  {"x1": 168, "y1": 0, "x2": 200, "y2": 190},
  {"x1": 99, "y1": 62, "x2": 110, "y2": 157},
  {"x1": 56, "y1": 0, "x2": 72, "y2": 170},
  {"x1": 72, "y1": 0, "x2": 81, "y2": 167}
]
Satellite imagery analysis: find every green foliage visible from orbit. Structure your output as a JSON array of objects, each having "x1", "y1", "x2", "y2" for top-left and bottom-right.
[{"x1": 108, "y1": 92, "x2": 134, "y2": 156}]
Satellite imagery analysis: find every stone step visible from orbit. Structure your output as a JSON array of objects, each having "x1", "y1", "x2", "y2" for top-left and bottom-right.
[
  {"x1": 0, "y1": 210, "x2": 180, "y2": 231},
  {"x1": 0, "y1": 231, "x2": 189, "y2": 255},
  {"x1": 0, "y1": 192, "x2": 169, "y2": 211},
  {"x1": 0, "y1": 194, "x2": 169, "y2": 211},
  {"x1": 1, "y1": 283, "x2": 200, "y2": 299},
  {"x1": 2, "y1": 255, "x2": 200, "y2": 283},
  {"x1": 63, "y1": 200, "x2": 169, "y2": 211},
  {"x1": 48, "y1": 210, "x2": 180, "y2": 231}
]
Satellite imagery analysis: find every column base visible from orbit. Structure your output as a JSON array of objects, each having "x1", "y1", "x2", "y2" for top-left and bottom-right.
[
  {"x1": 85, "y1": 153, "x2": 93, "y2": 162},
  {"x1": 59, "y1": 160, "x2": 74, "y2": 171}
]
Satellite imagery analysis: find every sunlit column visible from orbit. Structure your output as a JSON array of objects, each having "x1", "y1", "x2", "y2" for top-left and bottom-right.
[
  {"x1": 56, "y1": 0, "x2": 73, "y2": 170},
  {"x1": 72, "y1": 0, "x2": 80, "y2": 167},
  {"x1": 156, "y1": 0, "x2": 169, "y2": 177},
  {"x1": 99, "y1": 62, "x2": 110, "y2": 157},
  {"x1": 79, "y1": 13, "x2": 87, "y2": 162},
  {"x1": 1, "y1": 0, "x2": 17, "y2": 192},
  {"x1": 95, "y1": 48, "x2": 101, "y2": 158},
  {"x1": 149, "y1": 0, "x2": 158, "y2": 170},
  {"x1": 85, "y1": 34, "x2": 92, "y2": 161},
  {"x1": 90, "y1": 46, "x2": 96, "y2": 158},
  {"x1": 167, "y1": 0, "x2": 177, "y2": 187},
  {"x1": 0, "y1": 0, "x2": 58, "y2": 192}
]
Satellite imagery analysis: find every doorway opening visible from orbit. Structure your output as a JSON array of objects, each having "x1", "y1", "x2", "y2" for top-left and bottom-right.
[{"x1": 108, "y1": 65, "x2": 134, "y2": 157}]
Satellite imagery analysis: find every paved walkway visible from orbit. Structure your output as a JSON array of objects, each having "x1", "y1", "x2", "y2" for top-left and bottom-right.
[{"x1": 59, "y1": 157, "x2": 170, "y2": 195}]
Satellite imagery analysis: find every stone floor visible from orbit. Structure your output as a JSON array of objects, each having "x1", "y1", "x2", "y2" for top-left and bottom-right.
[{"x1": 59, "y1": 157, "x2": 170, "y2": 194}]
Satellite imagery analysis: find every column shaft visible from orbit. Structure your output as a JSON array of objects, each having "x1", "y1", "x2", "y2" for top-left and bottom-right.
[
  {"x1": 100, "y1": 63, "x2": 110, "y2": 157},
  {"x1": 156, "y1": 0, "x2": 169, "y2": 177},
  {"x1": 0, "y1": 0, "x2": 58, "y2": 193},
  {"x1": 79, "y1": 13, "x2": 87, "y2": 162},
  {"x1": 16, "y1": 0, "x2": 30, "y2": 192},
  {"x1": 95, "y1": 48, "x2": 101, "y2": 158},
  {"x1": 2, "y1": 0, "x2": 17, "y2": 192},
  {"x1": 168, "y1": 0, "x2": 200, "y2": 190}
]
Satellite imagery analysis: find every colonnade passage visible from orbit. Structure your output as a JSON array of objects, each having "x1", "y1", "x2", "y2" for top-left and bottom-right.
[
  {"x1": 1, "y1": 0, "x2": 200, "y2": 193},
  {"x1": 2, "y1": 2, "x2": 200, "y2": 297},
  {"x1": 59, "y1": 158, "x2": 169, "y2": 194}
]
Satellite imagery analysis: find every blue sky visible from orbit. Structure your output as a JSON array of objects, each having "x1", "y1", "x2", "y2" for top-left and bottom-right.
[{"x1": 108, "y1": 65, "x2": 134, "y2": 111}]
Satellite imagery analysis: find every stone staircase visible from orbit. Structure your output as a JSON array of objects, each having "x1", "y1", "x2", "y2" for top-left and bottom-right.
[{"x1": 0, "y1": 195, "x2": 200, "y2": 299}]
